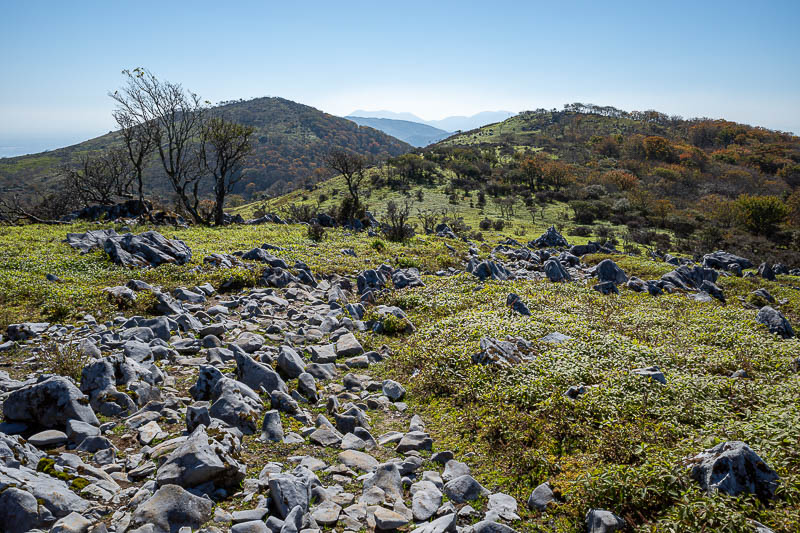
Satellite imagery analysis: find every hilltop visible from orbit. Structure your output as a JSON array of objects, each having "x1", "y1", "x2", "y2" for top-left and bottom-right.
[
  {"x1": 346, "y1": 116, "x2": 451, "y2": 147},
  {"x1": 0, "y1": 97, "x2": 412, "y2": 202}
]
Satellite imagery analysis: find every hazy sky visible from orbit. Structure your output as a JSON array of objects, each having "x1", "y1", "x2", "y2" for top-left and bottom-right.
[{"x1": 2, "y1": 0, "x2": 799, "y2": 156}]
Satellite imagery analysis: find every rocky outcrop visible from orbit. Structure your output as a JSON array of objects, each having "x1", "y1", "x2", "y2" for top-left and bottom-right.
[{"x1": 65, "y1": 229, "x2": 191, "y2": 267}]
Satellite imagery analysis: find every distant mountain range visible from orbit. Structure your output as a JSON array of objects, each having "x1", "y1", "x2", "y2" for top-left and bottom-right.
[
  {"x1": 348, "y1": 110, "x2": 516, "y2": 133},
  {"x1": 345, "y1": 117, "x2": 451, "y2": 147}
]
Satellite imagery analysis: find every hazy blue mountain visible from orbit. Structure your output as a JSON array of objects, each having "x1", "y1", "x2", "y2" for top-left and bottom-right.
[
  {"x1": 348, "y1": 110, "x2": 426, "y2": 123},
  {"x1": 346, "y1": 116, "x2": 451, "y2": 147},
  {"x1": 346, "y1": 110, "x2": 516, "y2": 133},
  {"x1": 428, "y1": 111, "x2": 515, "y2": 132}
]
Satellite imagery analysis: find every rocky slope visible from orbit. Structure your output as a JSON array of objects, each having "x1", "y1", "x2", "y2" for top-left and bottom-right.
[{"x1": 0, "y1": 222, "x2": 797, "y2": 533}]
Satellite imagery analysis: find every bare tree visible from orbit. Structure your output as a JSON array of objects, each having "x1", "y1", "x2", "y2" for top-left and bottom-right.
[
  {"x1": 63, "y1": 148, "x2": 134, "y2": 206},
  {"x1": 199, "y1": 116, "x2": 255, "y2": 225},
  {"x1": 0, "y1": 191, "x2": 73, "y2": 225},
  {"x1": 382, "y1": 199, "x2": 415, "y2": 242},
  {"x1": 110, "y1": 68, "x2": 206, "y2": 223},
  {"x1": 324, "y1": 148, "x2": 366, "y2": 207},
  {"x1": 417, "y1": 207, "x2": 441, "y2": 234},
  {"x1": 112, "y1": 108, "x2": 156, "y2": 205}
]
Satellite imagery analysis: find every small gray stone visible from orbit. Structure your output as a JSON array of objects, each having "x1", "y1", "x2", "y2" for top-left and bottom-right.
[
  {"x1": 527, "y1": 482, "x2": 555, "y2": 511},
  {"x1": 50, "y1": 512, "x2": 92, "y2": 533},
  {"x1": 311, "y1": 501, "x2": 341, "y2": 527},
  {"x1": 28, "y1": 429, "x2": 68, "y2": 447},
  {"x1": 631, "y1": 365, "x2": 666, "y2": 385},
  {"x1": 443, "y1": 475, "x2": 489, "y2": 503},
  {"x1": 338, "y1": 449, "x2": 378, "y2": 472},
  {"x1": 335, "y1": 333, "x2": 363, "y2": 357},
  {"x1": 260, "y1": 410, "x2": 284, "y2": 442},
  {"x1": 130, "y1": 485, "x2": 214, "y2": 533},
  {"x1": 442, "y1": 459, "x2": 470, "y2": 482},
  {"x1": 373, "y1": 507, "x2": 409, "y2": 529},
  {"x1": 382, "y1": 380, "x2": 406, "y2": 402},
  {"x1": 586, "y1": 509, "x2": 625, "y2": 533}
]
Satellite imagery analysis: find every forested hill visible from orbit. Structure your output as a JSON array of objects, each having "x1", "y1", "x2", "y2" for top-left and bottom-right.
[
  {"x1": 0, "y1": 97, "x2": 412, "y2": 201},
  {"x1": 426, "y1": 103, "x2": 799, "y2": 222}
]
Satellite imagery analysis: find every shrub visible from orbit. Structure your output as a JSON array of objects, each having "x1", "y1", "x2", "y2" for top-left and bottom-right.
[
  {"x1": 492, "y1": 219, "x2": 505, "y2": 231},
  {"x1": 337, "y1": 196, "x2": 366, "y2": 224},
  {"x1": 396, "y1": 256, "x2": 421, "y2": 269},
  {"x1": 479, "y1": 218, "x2": 492, "y2": 230},
  {"x1": 665, "y1": 213, "x2": 698, "y2": 238},
  {"x1": 307, "y1": 222, "x2": 325, "y2": 242},
  {"x1": 734, "y1": 194, "x2": 788, "y2": 235},
  {"x1": 570, "y1": 200, "x2": 610, "y2": 224},
  {"x1": 382, "y1": 200, "x2": 415, "y2": 242},
  {"x1": 39, "y1": 341, "x2": 89, "y2": 382},
  {"x1": 282, "y1": 202, "x2": 315, "y2": 223},
  {"x1": 594, "y1": 226, "x2": 616, "y2": 241},
  {"x1": 600, "y1": 169, "x2": 639, "y2": 191},
  {"x1": 583, "y1": 184, "x2": 607, "y2": 199},
  {"x1": 571, "y1": 226, "x2": 592, "y2": 237},
  {"x1": 371, "y1": 239, "x2": 387, "y2": 252},
  {"x1": 381, "y1": 313, "x2": 412, "y2": 336},
  {"x1": 612, "y1": 198, "x2": 631, "y2": 213}
]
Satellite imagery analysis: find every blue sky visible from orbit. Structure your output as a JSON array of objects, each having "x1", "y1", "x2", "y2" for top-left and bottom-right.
[{"x1": 1, "y1": 0, "x2": 799, "y2": 156}]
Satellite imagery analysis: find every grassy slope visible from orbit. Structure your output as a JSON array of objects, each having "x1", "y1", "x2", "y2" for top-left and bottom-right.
[
  {"x1": 233, "y1": 171, "x2": 640, "y2": 249},
  {"x1": 1, "y1": 216, "x2": 798, "y2": 531}
]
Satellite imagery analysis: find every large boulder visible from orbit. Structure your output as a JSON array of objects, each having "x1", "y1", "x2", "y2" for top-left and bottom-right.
[
  {"x1": 543, "y1": 259, "x2": 571, "y2": 282},
  {"x1": 129, "y1": 484, "x2": 214, "y2": 533},
  {"x1": 234, "y1": 348, "x2": 288, "y2": 395},
  {"x1": 269, "y1": 471, "x2": 314, "y2": 518},
  {"x1": 392, "y1": 268, "x2": 425, "y2": 290},
  {"x1": 688, "y1": 441, "x2": 779, "y2": 500},
  {"x1": 208, "y1": 379, "x2": 263, "y2": 435},
  {"x1": 591, "y1": 259, "x2": 628, "y2": 284},
  {"x1": 277, "y1": 346, "x2": 307, "y2": 379},
  {"x1": 466, "y1": 258, "x2": 511, "y2": 281},
  {"x1": 0, "y1": 487, "x2": 44, "y2": 533},
  {"x1": 65, "y1": 229, "x2": 191, "y2": 268},
  {"x1": 357, "y1": 269, "x2": 389, "y2": 295},
  {"x1": 756, "y1": 306, "x2": 794, "y2": 338},
  {"x1": 156, "y1": 426, "x2": 246, "y2": 490},
  {"x1": 661, "y1": 265, "x2": 718, "y2": 291},
  {"x1": 531, "y1": 225, "x2": 569, "y2": 248},
  {"x1": 702, "y1": 251, "x2": 753, "y2": 272},
  {"x1": 3, "y1": 376, "x2": 98, "y2": 428}
]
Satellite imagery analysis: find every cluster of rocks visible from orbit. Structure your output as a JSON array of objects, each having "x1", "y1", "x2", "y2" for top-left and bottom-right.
[
  {"x1": 1, "y1": 248, "x2": 544, "y2": 533},
  {"x1": 462, "y1": 228, "x2": 796, "y2": 341},
  {"x1": 355, "y1": 265, "x2": 424, "y2": 303},
  {"x1": 65, "y1": 229, "x2": 192, "y2": 268}
]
